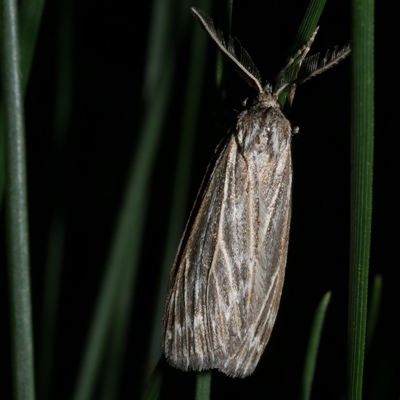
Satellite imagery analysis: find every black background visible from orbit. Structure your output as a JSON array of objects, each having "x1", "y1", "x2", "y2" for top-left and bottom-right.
[{"x1": 1, "y1": 0, "x2": 396, "y2": 399}]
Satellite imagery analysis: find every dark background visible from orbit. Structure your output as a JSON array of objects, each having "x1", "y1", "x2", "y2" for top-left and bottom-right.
[{"x1": 1, "y1": 0, "x2": 396, "y2": 399}]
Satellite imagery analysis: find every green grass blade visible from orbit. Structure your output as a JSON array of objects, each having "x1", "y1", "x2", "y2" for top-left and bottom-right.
[
  {"x1": 347, "y1": 0, "x2": 374, "y2": 398},
  {"x1": 19, "y1": 0, "x2": 46, "y2": 94},
  {"x1": 1, "y1": 0, "x2": 45, "y2": 213},
  {"x1": 72, "y1": 66, "x2": 175, "y2": 400},
  {"x1": 0, "y1": 116, "x2": 4, "y2": 210},
  {"x1": 141, "y1": 364, "x2": 163, "y2": 400},
  {"x1": 195, "y1": 371, "x2": 212, "y2": 400},
  {"x1": 98, "y1": 262, "x2": 139, "y2": 400},
  {"x1": 97, "y1": 1, "x2": 195, "y2": 397},
  {"x1": 1, "y1": 0, "x2": 35, "y2": 399},
  {"x1": 287, "y1": 0, "x2": 327, "y2": 55},
  {"x1": 72, "y1": 3, "x2": 180, "y2": 400},
  {"x1": 300, "y1": 292, "x2": 331, "y2": 400}
]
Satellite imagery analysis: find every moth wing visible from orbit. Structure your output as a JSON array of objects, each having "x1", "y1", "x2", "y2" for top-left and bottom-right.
[
  {"x1": 163, "y1": 133, "x2": 233, "y2": 372},
  {"x1": 219, "y1": 130, "x2": 292, "y2": 377},
  {"x1": 163, "y1": 116, "x2": 292, "y2": 377}
]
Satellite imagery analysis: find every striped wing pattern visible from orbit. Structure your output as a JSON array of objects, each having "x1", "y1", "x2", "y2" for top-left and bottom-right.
[{"x1": 163, "y1": 102, "x2": 292, "y2": 377}]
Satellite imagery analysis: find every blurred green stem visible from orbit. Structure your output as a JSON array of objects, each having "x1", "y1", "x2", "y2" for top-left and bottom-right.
[
  {"x1": 72, "y1": 2, "x2": 180, "y2": 398},
  {"x1": 301, "y1": 292, "x2": 331, "y2": 400},
  {"x1": 19, "y1": 0, "x2": 46, "y2": 93},
  {"x1": 195, "y1": 371, "x2": 211, "y2": 400},
  {"x1": 2, "y1": 0, "x2": 35, "y2": 399}
]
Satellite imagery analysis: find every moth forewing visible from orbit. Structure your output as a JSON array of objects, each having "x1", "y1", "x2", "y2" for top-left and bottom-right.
[
  {"x1": 163, "y1": 99, "x2": 293, "y2": 377},
  {"x1": 163, "y1": 7, "x2": 350, "y2": 378}
]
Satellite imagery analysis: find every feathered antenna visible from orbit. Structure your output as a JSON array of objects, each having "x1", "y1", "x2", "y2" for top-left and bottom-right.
[
  {"x1": 273, "y1": 28, "x2": 320, "y2": 97},
  {"x1": 191, "y1": 7, "x2": 350, "y2": 108},
  {"x1": 296, "y1": 44, "x2": 351, "y2": 85},
  {"x1": 191, "y1": 7, "x2": 264, "y2": 94},
  {"x1": 273, "y1": 30, "x2": 350, "y2": 107}
]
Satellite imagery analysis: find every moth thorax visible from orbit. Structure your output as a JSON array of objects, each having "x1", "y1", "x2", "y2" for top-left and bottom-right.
[{"x1": 241, "y1": 105, "x2": 291, "y2": 158}]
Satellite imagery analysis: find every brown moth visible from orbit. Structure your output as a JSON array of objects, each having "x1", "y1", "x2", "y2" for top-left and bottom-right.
[{"x1": 163, "y1": 7, "x2": 350, "y2": 378}]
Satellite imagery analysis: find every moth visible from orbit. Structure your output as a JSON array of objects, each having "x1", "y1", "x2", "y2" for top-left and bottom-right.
[{"x1": 163, "y1": 7, "x2": 350, "y2": 378}]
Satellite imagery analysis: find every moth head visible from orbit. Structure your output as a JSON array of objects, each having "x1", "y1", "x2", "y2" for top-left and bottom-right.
[{"x1": 257, "y1": 90, "x2": 280, "y2": 109}]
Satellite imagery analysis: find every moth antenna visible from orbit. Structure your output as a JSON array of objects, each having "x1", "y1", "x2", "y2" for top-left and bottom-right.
[
  {"x1": 295, "y1": 43, "x2": 351, "y2": 85},
  {"x1": 191, "y1": 7, "x2": 264, "y2": 94},
  {"x1": 274, "y1": 27, "x2": 319, "y2": 95},
  {"x1": 274, "y1": 35, "x2": 350, "y2": 106}
]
